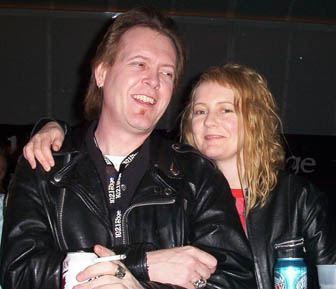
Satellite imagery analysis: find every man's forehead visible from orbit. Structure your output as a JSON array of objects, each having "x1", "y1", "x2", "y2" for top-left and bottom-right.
[{"x1": 117, "y1": 26, "x2": 177, "y2": 65}]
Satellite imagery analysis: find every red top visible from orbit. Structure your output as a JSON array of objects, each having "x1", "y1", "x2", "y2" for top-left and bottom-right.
[{"x1": 231, "y1": 189, "x2": 246, "y2": 232}]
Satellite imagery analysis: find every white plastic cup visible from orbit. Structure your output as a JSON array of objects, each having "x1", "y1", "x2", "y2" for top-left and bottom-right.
[
  {"x1": 317, "y1": 265, "x2": 336, "y2": 289},
  {"x1": 62, "y1": 252, "x2": 98, "y2": 289}
]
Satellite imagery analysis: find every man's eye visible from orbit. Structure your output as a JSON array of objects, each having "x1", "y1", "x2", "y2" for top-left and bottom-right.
[
  {"x1": 161, "y1": 71, "x2": 173, "y2": 78},
  {"x1": 132, "y1": 62, "x2": 145, "y2": 68}
]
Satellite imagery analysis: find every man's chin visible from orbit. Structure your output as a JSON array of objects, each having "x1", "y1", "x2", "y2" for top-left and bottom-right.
[
  {"x1": 130, "y1": 117, "x2": 159, "y2": 132},
  {"x1": 130, "y1": 123, "x2": 155, "y2": 135}
]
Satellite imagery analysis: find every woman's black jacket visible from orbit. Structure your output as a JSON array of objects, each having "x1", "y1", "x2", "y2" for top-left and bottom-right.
[{"x1": 246, "y1": 171, "x2": 336, "y2": 289}]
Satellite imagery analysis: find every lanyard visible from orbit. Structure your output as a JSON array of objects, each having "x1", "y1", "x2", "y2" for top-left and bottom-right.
[
  {"x1": 104, "y1": 152, "x2": 138, "y2": 244},
  {"x1": 91, "y1": 133, "x2": 147, "y2": 244}
]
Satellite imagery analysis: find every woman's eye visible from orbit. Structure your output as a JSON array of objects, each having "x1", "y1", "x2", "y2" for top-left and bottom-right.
[
  {"x1": 194, "y1": 110, "x2": 206, "y2": 115},
  {"x1": 221, "y1": 108, "x2": 234, "y2": 114}
]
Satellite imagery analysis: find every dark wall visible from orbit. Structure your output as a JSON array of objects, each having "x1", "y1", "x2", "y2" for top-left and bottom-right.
[
  {"x1": 1, "y1": 8, "x2": 336, "y2": 135},
  {"x1": 0, "y1": 7, "x2": 335, "y2": 212},
  {"x1": 2, "y1": 0, "x2": 336, "y2": 23}
]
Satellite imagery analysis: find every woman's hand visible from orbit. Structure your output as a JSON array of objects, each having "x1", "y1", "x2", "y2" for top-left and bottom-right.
[
  {"x1": 147, "y1": 246, "x2": 217, "y2": 289},
  {"x1": 23, "y1": 121, "x2": 64, "y2": 171}
]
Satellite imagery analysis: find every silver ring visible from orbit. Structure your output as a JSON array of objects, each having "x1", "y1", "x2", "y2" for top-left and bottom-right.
[
  {"x1": 193, "y1": 277, "x2": 207, "y2": 289},
  {"x1": 115, "y1": 264, "x2": 126, "y2": 279}
]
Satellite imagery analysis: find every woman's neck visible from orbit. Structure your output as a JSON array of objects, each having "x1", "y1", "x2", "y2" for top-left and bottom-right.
[{"x1": 217, "y1": 159, "x2": 245, "y2": 190}]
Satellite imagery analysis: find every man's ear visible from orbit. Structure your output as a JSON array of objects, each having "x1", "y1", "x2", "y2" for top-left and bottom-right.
[{"x1": 94, "y1": 62, "x2": 107, "y2": 88}]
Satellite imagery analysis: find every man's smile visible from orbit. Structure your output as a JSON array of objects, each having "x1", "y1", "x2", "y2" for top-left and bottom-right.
[{"x1": 132, "y1": 94, "x2": 155, "y2": 105}]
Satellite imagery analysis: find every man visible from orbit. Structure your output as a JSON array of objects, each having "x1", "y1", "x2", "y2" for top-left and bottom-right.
[{"x1": 0, "y1": 7, "x2": 256, "y2": 289}]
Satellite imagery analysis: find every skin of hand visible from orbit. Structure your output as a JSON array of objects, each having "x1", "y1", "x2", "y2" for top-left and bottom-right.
[
  {"x1": 147, "y1": 246, "x2": 217, "y2": 289},
  {"x1": 74, "y1": 245, "x2": 144, "y2": 289},
  {"x1": 23, "y1": 121, "x2": 64, "y2": 171}
]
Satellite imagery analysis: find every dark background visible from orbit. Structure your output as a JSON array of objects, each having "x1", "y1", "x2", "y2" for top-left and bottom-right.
[{"x1": 0, "y1": 1, "x2": 335, "y2": 212}]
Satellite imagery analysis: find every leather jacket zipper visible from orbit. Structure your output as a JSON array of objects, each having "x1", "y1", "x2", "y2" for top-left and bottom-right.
[
  {"x1": 53, "y1": 155, "x2": 178, "y2": 247},
  {"x1": 57, "y1": 187, "x2": 68, "y2": 250},
  {"x1": 53, "y1": 152, "x2": 80, "y2": 182},
  {"x1": 55, "y1": 181, "x2": 176, "y2": 246},
  {"x1": 52, "y1": 153, "x2": 114, "y2": 245},
  {"x1": 253, "y1": 255, "x2": 263, "y2": 289},
  {"x1": 62, "y1": 182, "x2": 114, "y2": 242},
  {"x1": 121, "y1": 198, "x2": 176, "y2": 245},
  {"x1": 246, "y1": 221, "x2": 263, "y2": 289},
  {"x1": 274, "y1": 238, "x2": 305, "y2": 250}
]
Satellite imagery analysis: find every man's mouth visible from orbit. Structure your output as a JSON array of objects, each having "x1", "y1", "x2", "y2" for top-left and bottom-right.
[{"x1": 132, "y1": 94, "x2": 155, "y2": 105}]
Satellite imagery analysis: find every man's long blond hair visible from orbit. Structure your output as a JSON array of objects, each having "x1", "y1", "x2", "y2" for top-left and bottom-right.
[{"x1": 181, "y1": 64, "x2": 285, "y2": 214}]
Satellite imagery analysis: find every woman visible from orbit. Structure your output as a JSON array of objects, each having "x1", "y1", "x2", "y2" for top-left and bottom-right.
[
  {"x1": 180, "y1": 64, "x2": 336, "y2": 288},
  {"x1": 22, "y1": 64, "x2": 336, "y2": 289}
]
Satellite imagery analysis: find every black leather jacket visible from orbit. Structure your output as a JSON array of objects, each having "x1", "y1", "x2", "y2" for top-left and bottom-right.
[
  {"x1": 0, "y1": 123, "x2": 257, "y2": 289},
  {"x1": 246, "y1": 171, "x2": 336, "y2": 289}
]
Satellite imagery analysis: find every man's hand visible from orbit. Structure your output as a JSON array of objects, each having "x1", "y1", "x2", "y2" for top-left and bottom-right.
[
  {"x1": 23, "y1": 121, "x2": 64, "y2": 171},
  {"x1": 147, "y1": 246, "x2": 217, "y2": 289},
  {"x1": 74, "y1": 245, "x2": 144, "y2": 289}
]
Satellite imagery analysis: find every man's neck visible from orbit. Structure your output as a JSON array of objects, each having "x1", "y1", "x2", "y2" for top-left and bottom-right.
[{"x1": 94, "y1": 120, "x2": 150, "y2": 156}]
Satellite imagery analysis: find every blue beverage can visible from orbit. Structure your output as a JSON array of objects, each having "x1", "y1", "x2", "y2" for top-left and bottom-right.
[{"x1": 274, "y1": 258, "x2": 307, "y2": 289}]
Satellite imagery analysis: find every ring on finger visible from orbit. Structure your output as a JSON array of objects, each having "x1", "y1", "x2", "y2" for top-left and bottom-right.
[
  {"x1": 115, "y1": 264, "x2": 126, "y2": 279},
  {"x1": 193, "y1": 277, "x2": 207, "y2": 289}
]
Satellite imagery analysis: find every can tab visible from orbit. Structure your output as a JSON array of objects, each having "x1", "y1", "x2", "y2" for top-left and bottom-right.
[{"x1": 275, "y1": 238, "x2": 306, "y2": 258}]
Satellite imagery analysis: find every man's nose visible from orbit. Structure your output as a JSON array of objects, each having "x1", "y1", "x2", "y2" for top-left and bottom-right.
[{"x1": 143, "y1": 69, "x2": 160, "y2": 89}]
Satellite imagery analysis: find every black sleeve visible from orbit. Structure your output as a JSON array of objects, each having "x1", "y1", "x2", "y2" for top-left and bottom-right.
[
  {"x1": 30, "y1": 117, "x2": 69, "y2": 138},
  {"x1": 189, "y1": 170, "x2": 257, "y2": 289},
  {"x1": 0, "y1": 157, "x2": 65, "y2": 289}
]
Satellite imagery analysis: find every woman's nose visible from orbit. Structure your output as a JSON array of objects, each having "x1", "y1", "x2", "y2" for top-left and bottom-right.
[{"x1": 204, "y1": 112, "x2": 218, "y2": 127}]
